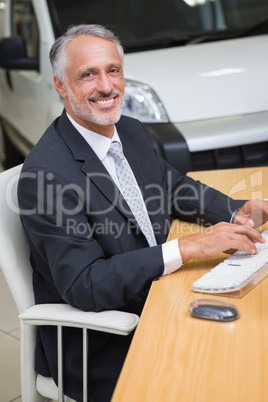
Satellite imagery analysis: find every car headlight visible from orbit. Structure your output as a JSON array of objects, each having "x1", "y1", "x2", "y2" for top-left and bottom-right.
[{"x1": 122, "y1": 79, "x2": 169, "y2": 123}]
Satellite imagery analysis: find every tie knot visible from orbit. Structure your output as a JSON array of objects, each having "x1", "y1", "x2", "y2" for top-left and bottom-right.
[{"x1": 108, "y1": 141, "x2": 124, "y2": 160}]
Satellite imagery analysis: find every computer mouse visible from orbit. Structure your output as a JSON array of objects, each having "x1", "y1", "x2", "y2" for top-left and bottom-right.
[{"x1": 189, "y1": 299, "x2": 239, "y2": 322}]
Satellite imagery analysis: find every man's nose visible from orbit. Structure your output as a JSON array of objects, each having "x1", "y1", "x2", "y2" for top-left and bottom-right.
[{"x1": 96, "y1": 72, "x2": 113, "y2": 94}]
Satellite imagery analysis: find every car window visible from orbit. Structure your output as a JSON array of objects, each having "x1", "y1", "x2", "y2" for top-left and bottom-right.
[
  {"x1": 46, "y1": 0, "x2": 268, "y2": 51},
  {"x1": 11, "y1": 0, "x2": 39, "y2": 59}
]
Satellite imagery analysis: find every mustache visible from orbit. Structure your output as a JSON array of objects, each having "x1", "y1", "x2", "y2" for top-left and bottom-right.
[{"x1": 87, "y1": 90, "x2": 120, "y2": 101}]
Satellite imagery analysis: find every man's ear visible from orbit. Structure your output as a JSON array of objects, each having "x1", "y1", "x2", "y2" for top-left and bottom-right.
[{"x1": 54, "y1": 76, "x2": 67, "y2": 98}]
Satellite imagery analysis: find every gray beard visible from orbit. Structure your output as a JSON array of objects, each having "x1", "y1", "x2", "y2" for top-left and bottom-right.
[{"x1": 66, "y1": 88, "x2": 124, "y2": 126}]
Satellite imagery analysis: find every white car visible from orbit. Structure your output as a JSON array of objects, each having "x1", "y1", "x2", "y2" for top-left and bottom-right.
[{"x1": 0, "y1": 0, "x2": 268, "y2": 174}]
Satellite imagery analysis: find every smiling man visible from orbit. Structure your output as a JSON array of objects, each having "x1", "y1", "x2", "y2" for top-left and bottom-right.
[{"x1": 18, "y1": 24, "x2": 268, "y2": 402}]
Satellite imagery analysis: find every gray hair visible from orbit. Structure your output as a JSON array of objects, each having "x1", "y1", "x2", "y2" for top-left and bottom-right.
[{"x1": 49, "y1": 24, "x2": 124, "y2": 82}]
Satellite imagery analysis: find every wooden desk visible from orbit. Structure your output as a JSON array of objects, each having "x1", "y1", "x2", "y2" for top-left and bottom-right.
[{"x1": 112, "y1": 167, "x2": 268, "y2": 402}]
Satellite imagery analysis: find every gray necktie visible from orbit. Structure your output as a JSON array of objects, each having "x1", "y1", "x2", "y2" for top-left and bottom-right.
[{"x1": 108, "y1": 141, "x2": 156, "y2": 247}]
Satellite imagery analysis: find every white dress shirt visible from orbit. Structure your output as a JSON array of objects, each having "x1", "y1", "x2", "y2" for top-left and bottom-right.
[{"x1": 67, "y1": 114, "x2": 183, "y2": 275}]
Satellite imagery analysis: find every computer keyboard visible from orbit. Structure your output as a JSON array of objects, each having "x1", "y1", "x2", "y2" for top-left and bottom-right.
[{"x1": 193, "y1": 229, "x2": 268, "y2": 297}]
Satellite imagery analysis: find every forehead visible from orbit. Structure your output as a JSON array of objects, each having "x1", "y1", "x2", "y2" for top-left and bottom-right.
[{"x1": 65, "y1": 36, "x2": 122, "y2": 71}]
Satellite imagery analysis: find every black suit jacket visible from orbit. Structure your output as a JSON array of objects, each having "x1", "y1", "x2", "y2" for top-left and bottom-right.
[{"x1": 18, "y1": 112, "x2": 244, "y2": 401}]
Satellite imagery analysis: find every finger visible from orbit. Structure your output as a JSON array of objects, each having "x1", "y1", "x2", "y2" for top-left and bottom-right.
[
  {"x1": 234, "y1": 239, "x2": 258, "y2": 255},
  {"x1": 231, "y1": 224, "x2": 265, "y2": 243},
  {"x1": 233, "y1": 214, "x2": 254, "y2": 227}
]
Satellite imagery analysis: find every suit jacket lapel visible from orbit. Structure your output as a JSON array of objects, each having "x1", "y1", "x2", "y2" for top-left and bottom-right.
[{"x1": 57, "y1": 112, "x2": 140, "y2": 228}]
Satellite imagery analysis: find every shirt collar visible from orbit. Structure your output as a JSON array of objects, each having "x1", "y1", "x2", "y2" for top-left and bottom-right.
[{"x1": 66, "y1": 113, "x2": 121, "y2": 162}]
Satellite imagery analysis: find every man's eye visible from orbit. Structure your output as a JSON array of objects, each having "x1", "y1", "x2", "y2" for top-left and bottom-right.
[
  {"x1": 81, "y1": 72, "x2": 93, "y2": 79},
  {"x1": 110, "y1": 68, "x2": 121, "y2": 74}
]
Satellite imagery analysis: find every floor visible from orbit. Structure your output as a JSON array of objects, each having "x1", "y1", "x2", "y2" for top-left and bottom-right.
[
  {"x1": 0, "y1": 162, "x2": 22, "y2": 401},
  {"x1": 0, "y1": 269, "x2": 22, "y2": 401}
]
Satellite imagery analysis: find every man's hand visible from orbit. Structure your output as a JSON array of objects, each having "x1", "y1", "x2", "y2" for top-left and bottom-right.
[
  {"x1": 233, "y1": 199, "x2": 268, "y2": 229},
  {"x1": 179, "y1": 222, "x2": 264, "y2": 264}
]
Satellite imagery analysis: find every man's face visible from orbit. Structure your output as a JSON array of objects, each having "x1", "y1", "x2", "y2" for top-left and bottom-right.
[{"x1": 55, "y1": 36, "x2": 125, "y2": 137}]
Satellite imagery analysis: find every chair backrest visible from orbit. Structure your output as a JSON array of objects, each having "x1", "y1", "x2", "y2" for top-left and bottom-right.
[{"x1": 0, "y1": 164, "x2": 35, "y2": 313}]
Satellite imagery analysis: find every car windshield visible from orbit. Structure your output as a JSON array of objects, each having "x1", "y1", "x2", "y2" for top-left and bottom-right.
[{"x1": 47, "y1": 0, "x2": 268, "y2": 51}]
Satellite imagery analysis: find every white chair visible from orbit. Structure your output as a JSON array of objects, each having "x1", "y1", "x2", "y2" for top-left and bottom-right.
[{"x1": 0, "y1": 164, "x2": 139, "y2": 402}]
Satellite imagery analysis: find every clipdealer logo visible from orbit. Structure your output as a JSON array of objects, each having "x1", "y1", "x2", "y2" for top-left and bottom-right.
[{"x1": 5, "y1": 169, "x2": 266, "y2": 229}]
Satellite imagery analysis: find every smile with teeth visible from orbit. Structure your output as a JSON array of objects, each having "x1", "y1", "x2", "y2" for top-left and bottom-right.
[
  {"x1": 96, "y1": 98, "x2": 114, "y2": 105},
  {"x1": 91, "y1": 97, "x2": 117, "y2": 107}
]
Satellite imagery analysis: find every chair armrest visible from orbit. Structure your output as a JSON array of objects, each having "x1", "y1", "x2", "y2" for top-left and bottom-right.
[{"x1": 19, "y1": 304, "x2": 139, "y2": 335}]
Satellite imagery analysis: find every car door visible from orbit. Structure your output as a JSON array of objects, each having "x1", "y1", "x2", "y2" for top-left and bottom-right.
[{"x1": 0, "y1": 0, "x2": 60, "y2": 159}]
